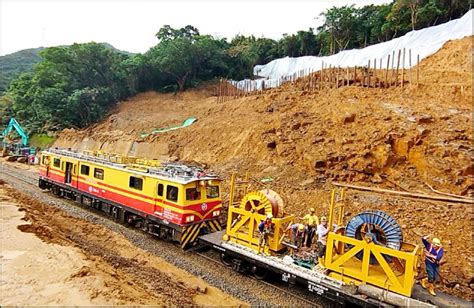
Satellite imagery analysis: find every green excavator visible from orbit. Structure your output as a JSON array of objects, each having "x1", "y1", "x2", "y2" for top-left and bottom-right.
[{"x1": 0, "y1": 118, "x2": 35, "y2": 159}]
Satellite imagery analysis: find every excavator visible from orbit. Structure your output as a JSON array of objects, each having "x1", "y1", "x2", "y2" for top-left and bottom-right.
[{"x1": 0, "y1": 118, "x2": 34, "y2": 160}]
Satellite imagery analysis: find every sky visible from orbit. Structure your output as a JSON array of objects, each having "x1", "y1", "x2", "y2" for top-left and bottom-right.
[{"x1": 0, "y1": 0, "x2": 392, "y2": 56}]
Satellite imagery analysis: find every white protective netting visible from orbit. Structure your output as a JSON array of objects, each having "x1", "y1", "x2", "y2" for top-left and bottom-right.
[{"x1": 231, "y1": 9, "x2": 473, "y2": 90}]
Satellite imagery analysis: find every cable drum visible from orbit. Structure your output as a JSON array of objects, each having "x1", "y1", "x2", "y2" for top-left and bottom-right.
[{"x1": 345, "y1": 210, "x2": 403, "y2": 262}]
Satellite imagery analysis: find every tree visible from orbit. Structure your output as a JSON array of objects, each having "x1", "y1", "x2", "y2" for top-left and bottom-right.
[{"x1": 318, "y1": 5, "x2": 359, "y2": 54}]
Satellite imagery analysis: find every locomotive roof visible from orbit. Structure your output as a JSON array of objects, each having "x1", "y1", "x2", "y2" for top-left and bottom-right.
[{"x1": 43, "y1": 148, "x2": 220, "y2": 185}]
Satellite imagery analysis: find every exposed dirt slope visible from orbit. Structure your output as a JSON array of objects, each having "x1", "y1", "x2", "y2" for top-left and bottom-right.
[{"x1": 54, "y1": 37, "x2": 473, "y2": 299}]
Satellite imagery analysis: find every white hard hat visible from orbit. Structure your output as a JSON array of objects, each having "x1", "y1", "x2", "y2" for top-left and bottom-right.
[{"x1": 266, "y1": 213, "x2": 273, "y2": 220}]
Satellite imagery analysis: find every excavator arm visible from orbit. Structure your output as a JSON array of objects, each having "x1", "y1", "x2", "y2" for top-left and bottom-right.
[{"x1": 1, "y1": 118, "x2": 29, "y2": 147}]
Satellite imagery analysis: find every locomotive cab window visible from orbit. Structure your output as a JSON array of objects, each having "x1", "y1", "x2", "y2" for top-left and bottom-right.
[
  {"x1": 166, "y1": 185, "x2": 179, "y2": 202},
  {"x1": 206, "y1": 185, "x2": 219, "y2": 198},
  {"x1": 129, "y1": 176, "x2": 143, "y2": 190},
  {"x1": 186, "y1": 187, "x2": 201, "y2": 201},
  {"x1": 94, "y1": 168, "x2": 104, "y2": 180},
  {"x1": 53, "y1": 158, "x2": 60, "y2": 168},
  {"x1": 157, "y1": 183, "x2": 164, "y2": 197},
  {"x1": 42, "y1": 155, "x2": 50, "y2": 165},
  {"x1": 80, "y1": 164, "x2": 90, "y2": 176}
]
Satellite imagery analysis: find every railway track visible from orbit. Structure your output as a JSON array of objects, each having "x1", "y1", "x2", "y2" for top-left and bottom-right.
[
  {"x1": 0, "y1": 162, "x2": 328, "y2": 307},
  {"x1": 193, "y1": 250, "x2": 320, "y2": 307}
]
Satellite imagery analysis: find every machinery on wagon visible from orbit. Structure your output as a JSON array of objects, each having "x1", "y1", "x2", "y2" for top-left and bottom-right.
[
  {"x1": 199, "y1": 174, "x2": 442, "y2": 307},
  {"x1": 38, "y1": 148, "x2": 222, "y2": 248}
]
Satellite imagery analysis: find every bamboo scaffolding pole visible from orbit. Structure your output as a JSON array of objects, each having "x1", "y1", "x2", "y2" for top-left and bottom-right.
[{"x1": 332, "y1": 182, "x2": 474, "y2": 204}]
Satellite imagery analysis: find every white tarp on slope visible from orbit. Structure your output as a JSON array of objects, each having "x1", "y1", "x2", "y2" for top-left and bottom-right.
[{"x1": 233, "y1": 10, "x2": 472, "y2": 89}]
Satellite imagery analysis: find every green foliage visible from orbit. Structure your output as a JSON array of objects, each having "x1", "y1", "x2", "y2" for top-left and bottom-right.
[
  {"x1": 0, "y1": 48, "x2": 43, "y2": 95},
  {"x1": 29, "y1": 133, "x2": 56, "y2": 149},
  {"x1": 2, "y1": 43, "x2": 133, "y2": 132},
  {"x1": 0, "y1": 2, "x2": 470, "y2": 134}
]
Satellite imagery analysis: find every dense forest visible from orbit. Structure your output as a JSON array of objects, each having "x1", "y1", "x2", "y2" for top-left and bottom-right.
[{"x1": 0, "y1": 0, "x2": 471, "y2": 133}]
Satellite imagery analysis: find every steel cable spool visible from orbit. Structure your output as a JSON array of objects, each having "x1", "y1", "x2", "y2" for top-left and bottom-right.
[
  {"x1": 345, "y1": 210, "x2": 403, "y2": 264},
  {"x1": 239, "y1": 190, "x2": 285, "y2": 218}
]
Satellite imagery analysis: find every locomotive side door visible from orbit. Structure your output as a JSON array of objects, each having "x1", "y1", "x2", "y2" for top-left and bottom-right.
[
  {"x1": 64, "y1": 161, "x2": 73, "y2": 184},
  {"x1": 154, "y1": 181, "x2": 164, "y2": 216}
]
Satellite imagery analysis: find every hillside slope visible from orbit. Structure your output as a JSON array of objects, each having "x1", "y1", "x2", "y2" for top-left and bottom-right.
[
  {"x1": 0, "y1": 47, "x2": 43, "y2": 93},
  {"x1": 0, "y1": 43, "x2": 131, "y2": 94},
  {"x1": 55, "y1": 37, "x2": 473, "y2": 300}
]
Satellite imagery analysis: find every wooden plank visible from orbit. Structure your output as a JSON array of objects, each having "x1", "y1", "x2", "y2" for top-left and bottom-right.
[{"x1": 332, "y1": 182, "x2": 474, "y2": 204}]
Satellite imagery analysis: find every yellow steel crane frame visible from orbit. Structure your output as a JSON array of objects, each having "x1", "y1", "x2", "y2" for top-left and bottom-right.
[{"x1": 324, "y1": 189, "x2": 421, "y2": 297}]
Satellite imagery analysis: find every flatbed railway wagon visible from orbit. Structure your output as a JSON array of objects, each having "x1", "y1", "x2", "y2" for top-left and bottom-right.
[
  {"x1": 199, "y1": 177, "x2": 470, "y2": 307},
  {"x1": 38, "y1": 148, "x2": 222, "y2": 248}
]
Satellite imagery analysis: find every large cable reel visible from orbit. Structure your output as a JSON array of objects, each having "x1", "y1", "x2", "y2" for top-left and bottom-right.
[
  {"x1": 239, "y1": 189, "x2": 284, "y2": 218},
  {"x1": 345, "y1": 210, "x2": 403, "y2": 263}
]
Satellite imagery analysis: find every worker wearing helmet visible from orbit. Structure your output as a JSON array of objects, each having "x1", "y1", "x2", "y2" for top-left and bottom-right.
[
  {"x1": 316, "y1": 216, "x2": 329, "y2": 268},
  {"x1": 257, "y1": 213, "x2": 273, "y2": 254},
  {"x1": 286, "y1": 223, "x2": 306, "y2": 249},
  {"x1": 421, "y1": 235, "x2": 444, "y2": 296},
  {"x1": 302, "y1": 207, "x2": 319, "y2": 248}
]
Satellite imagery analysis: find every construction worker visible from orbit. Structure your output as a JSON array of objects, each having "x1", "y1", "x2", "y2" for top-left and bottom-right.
[
  {"x1": 258, "y1": 214, "x2": 273, "y2": 254},
  {"x1": 316, "y1": 216, "x2": 329, "y2": 267},
  {"x1": 286, "y1": 223, "x2": 306, "y2": 249},
  {"x1": 421, "y1": 235, "x2": 444, "y2": 296},
  {"x1": 302, "y1": 207, "x2": 319, "y2": 248}
]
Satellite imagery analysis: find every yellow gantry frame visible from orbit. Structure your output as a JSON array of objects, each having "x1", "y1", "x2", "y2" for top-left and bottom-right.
[
  {"x1": 226, "y1": 174, "x2": 294, "y2": 254},
  {"x1": 325, "y1": 188, "x2": 420, "y2": 297},
  {"x1": 226, "y1": 202, "x2": 294, "y2": 254}
]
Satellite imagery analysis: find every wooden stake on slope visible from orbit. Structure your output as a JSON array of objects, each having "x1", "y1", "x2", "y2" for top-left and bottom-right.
[
  {"x1": 401, "y1": 48, "x2": 406, "y2": 88},
  {"x1": 346, "y1": 67, "x2": 349, "y2": 86},
  {"x1": 396, "y1": 49, "x2": 401, "y2": 87},
  {"x1": 385, "y1": 55, "x2": 390, "y2": 88},
  {"x1": 417, "y1": 54, "x2": 420, "y2": 87},
  {"x1": 379, "y1": 58, "x2": 382, "y2": 88},
  {"x1": 354, "y1": 66, "x2": 357, "y2": 86},
  {"x1": 373, "y1": 58, "x2": 376, "y2": 87},
  {"x1": 409, "y1": 49, "x2": 412, "y2": 85},
  {"x1": 367, "y1": 60, "x2": 371, "y2": 88}
]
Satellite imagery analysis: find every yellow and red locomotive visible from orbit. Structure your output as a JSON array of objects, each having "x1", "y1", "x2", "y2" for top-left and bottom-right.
[{"x1": 38, "y1": 148, "x2": 222, "y2": 248}]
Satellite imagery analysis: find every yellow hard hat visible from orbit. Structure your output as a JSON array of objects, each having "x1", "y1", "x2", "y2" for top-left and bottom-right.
[
  {"x1": 321, "y1": 216, "x2": 327, "y2": 222},
  {"x1": 310, "y1": 207, "x2": 315, "y2": 212},
  {"x1": 432, "y1": 237, "x2": 441, "y2": 246},
  {"x1": 298, "y1": 224, "x2": 305, "y2": 231}
]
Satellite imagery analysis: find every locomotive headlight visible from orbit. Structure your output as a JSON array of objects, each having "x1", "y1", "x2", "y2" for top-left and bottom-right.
[
  {"x1": 212, "y1": 210, "x2": 221, "y2": 217},
  {"x1": 185, "y1": 215, "x2": 195, "y2": 223}
]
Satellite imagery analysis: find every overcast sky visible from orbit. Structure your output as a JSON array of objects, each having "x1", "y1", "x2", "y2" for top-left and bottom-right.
[{"x1": 1, "y1": 0, "x2": 392, "y2": 56}]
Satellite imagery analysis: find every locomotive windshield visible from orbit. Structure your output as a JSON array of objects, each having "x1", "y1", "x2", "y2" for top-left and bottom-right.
[{"x1": 206, "y1": 185, "x2": 219, "y2": 198}]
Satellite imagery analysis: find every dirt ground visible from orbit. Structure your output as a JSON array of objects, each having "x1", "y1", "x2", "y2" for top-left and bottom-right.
[
  {"x1": 52, "y1": 37, "x2": 473, "y2": 300},
  {"x1": 0, "y1": 182, "x2": 245, "y2": 306}
]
